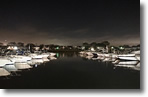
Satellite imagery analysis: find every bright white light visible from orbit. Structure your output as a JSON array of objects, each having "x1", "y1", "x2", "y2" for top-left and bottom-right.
[
  {"x1": 91, "y1": 47, "x2": 95, "y2": 51},
  {"x1": 13, "y1": 46, "x2": 18, "y2": 50}
]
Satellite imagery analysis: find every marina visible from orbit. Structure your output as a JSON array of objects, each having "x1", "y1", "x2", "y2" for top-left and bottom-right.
[
  {"x1": 0, "y1": 52, "x2": 140, "y2": 89},
  {"x1": 0, "y1": 0, "x2": 140, "y2": 90}
]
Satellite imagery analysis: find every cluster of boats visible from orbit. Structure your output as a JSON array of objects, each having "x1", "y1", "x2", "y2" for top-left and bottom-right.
[
  {"x1": 79, "y1": 50, "x2": 140, "y2": 70},
  {"x1": 0, "y1": 52, "x2": 57, "y2": 77}
]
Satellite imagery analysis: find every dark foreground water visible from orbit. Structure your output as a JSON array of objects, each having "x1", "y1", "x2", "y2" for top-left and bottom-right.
[{"x1": 0, "y1": 52, "x2": 140, "y2": 89}]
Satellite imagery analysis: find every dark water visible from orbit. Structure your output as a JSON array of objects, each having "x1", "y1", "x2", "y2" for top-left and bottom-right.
[{"x1": 0, "y1": 52, "x2": 140, "y2": 89}]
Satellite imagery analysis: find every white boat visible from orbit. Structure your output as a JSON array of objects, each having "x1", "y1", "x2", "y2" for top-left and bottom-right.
[
  {"x1": 136, "y1": 62, "x2": 140, "y2": 67},
  {"x1": 15, "y1": 63, "x2": 32, "y2": 70},
  {"x1": 118, "y1": 56, "x2": 138, "y2": 61},
  {"x1": 118, "y1": 54, "x2": 135, "y2": 57},
  {"x1": 29, "y1": 53, "x2": 43, "y2": 59},
  {"x1": 41, "y1": 53, "x2": 50, "y2": 58},
  {"x1": 103, "y1": 54, "x2": 112, "y2": 58},
  {"x1": 9, "y1": 55, "x2": 32, "y2": 63},
  {"x1": 30, "y1": 59, "x2": 44, "y2": 64},
  {"x1": 103, "y1": 57, "x2": 113, "y2": 62},
  {"x1": 29, "y1": 53, "x2": 52, "y2": 59},
  {"x1": 91, "y1": 57, "x2": 100, "y2": 60},
  {"x1": 131, "y1": 50, "x2": 140, "y2": 55},
  {"x1": 3, "y1": 64, "x2": 18, "y2": 72},
  {"x1": 135, "y1": 55, "x2": 140, "y2": 61},
  {"x1": 96, "y1": 53, "x2": 104, "y2": 57},
  {"x1": 0, "y1": 68, "x2": 10, "y2": 77},
  {"x1": 111, "y1": 54, "x2": 118, "y2": 58},
  {"x1": 49, "y1": 53, "x2": 56, "y2": 57},
  {"x1": 79, "y1": 51, "x2": 86, "y2": 54},
  {"x1": 42, "y1": 58, "x2": 50, "y2": 62},
  {"x1": 86, "y1": 56, "x2": 93, "y2": 60},
  {"x1": 85, "y1": 52, "x2": 94, "y2": 56},
  {"x1": 0, "y1": 58, "x2": 14, "y2": 67},
  {"x1": 117, "y1": 54, "x2": 139, "y2": 61}
]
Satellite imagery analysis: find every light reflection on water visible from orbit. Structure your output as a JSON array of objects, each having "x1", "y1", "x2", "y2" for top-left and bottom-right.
[{"x1": 0, "y1": 52, "x2": 140, "y2": 89}]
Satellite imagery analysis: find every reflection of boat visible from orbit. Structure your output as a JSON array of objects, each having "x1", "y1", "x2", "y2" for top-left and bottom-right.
[
  {"x1": 115, "y1": 64, "x2": 140, "y2": 71},
  {"x1": 48, "y1": 56, "x2": 57, "y2": 60},
  {"x1": 118, "y1": 61, "x2": 139, "y2": 65},
  {"x1": 91, "y1": 57, "x2": 100, "y2": 60},
  {"x1": 0, "y1": 58, "x2": 14, "y2": 67},
  {"x1": 15, "y1": 63, "x2": 32, "y2": 70},
  {"x1": 112, "y1": 60, "x2": 120, "y2": 64},
  {"x1": 0, "y1": 68, "x2": 10, "y2": 77},
  {"x1": 3, "y1": 64, "x2": 18, "y2": 72}
]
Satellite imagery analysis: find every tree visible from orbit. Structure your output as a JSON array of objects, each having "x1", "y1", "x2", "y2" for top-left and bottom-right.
[
  {"x1": 7, "y1": 42, "x2": 17, "y2": 46},
  {"x1": 0, "y1": 42, "x2": 3, "y2": 46},
  {"x1": 82, "y1": 42, "x2": 89, "y2": 47},
  {"x1": 101, "y1": 41, "x2": 110, "y2": 53},
  {"x1": 17, "y1": 42, "x2": 24, "y2": 47},
  {"x1": 90, "y1": 42, "x2": 97, "y2": 47},
  {"x1": 97, "y1": 43, "x2": 105, "y2": 47},
  {"x1": 101, "y1": 41, "x2": 110, "y2": 46},
  {"x1": 82, "y1": 42, "x2": 90, "y2": 50},
  {"x1": 25, "y1": 43, "x2": 35, "y2": 52}
]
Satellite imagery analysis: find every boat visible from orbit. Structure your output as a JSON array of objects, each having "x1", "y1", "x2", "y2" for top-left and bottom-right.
[
  {"x1": 29, "y1": 59, "x2": 44, "y2": 64},
  {"x1": 85, "y1": 52, "x2": 94, "y2": 56},
  {"x1": 115, "y1": 63, "x2": 140, "y2": 71},
  {"x1": 42, "y1": 58, "x2": 50, "y2": 62},
  {"x1": 3, "y1": 64, "x2": 18, "y2": 72},
  {"x1": 0, "y1": 68, "x2": 10, "y2": 77},
  {"x1": 49, "y1": 52, "x2": 56, "y2": 57},
  {"x1": 8, "y1": 55, "x2": 32, "y2": 63},
  {"x1": 29, "y1": 53, "x2": 43, "y2": 59},
  {"x1": 15, "y1": 63, "x2": 32, "y2": 70},
  {"x1": 0, "y1": 57, "x2": 14, "y2": 67},
  {"x1": 117, "y1": 54, "x2": 138, "y2": 61}
]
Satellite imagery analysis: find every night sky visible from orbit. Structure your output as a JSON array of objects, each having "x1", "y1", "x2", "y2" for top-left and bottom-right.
[{"x1": 0, "y1": 0, "x2": 140, "y2": 46}]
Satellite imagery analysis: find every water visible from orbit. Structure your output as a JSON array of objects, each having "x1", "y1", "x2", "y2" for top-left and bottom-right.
[{"x1": 0, "y1": 52, "x2": 140, "y2": 89}]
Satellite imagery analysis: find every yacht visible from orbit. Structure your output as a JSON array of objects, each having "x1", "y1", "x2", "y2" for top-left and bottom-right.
[
  {"x1": 3, "y1": 64, "x2": 18, "y2": 72},
  {"x1": 117, "y1": 54, "x2": 138, "y2": 61},
  {"x1": 15, "y1": 63, "x2": 32, "y2": 70},
  {"x1": 0, "y1": 57, "x2": 14, "y2": 67},
  {"x1": 0, "y1": 68, "x2": 11, "y2": 77},
  {"x1": 8, "y1": 55, "x2": 32, "y2": 63}
]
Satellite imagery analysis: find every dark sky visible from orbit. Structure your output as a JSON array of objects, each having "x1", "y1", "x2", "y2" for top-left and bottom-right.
[{"x1": 0, "y1": 0, "x2": 140, "y2": 46}]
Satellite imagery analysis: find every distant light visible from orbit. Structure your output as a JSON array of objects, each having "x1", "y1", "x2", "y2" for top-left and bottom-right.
[
  {"x1": 120, "y1": 47, "x2": 124, "y2": 50},
  {"x1": 82, "y1": 46, "x2": 85, "y2": 50},
  {"x1": 56, "y1": 47, "x2": 59, "y2": 50},
  {"x1": 14, "y1": 46, "x2": 18, "y2": 50},
  {"x1": 35, "y1": 64, "x2": 38, "y2": 67},
  {"x1": 91, "y1": 47, "x2": 95, "y2": 51},
  {"x1": 56, "y1": 53, "x2": 59, "y2": 57},
  {"x1": 111, "y1": 47, "x2": 114, "y2": 49}
]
